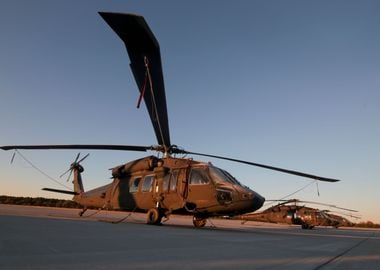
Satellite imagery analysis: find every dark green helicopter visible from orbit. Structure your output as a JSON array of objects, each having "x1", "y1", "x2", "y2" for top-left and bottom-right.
[
  {"x1": 240, "y1": 199, "x2": 358, "y2": 229},
  {"x1": 0, "y1": 12, "x2": 340, "y2": 227}
]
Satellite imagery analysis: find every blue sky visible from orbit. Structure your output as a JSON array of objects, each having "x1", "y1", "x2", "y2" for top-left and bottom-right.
[{"x1": 1, "y1": 0, "x2": 379, "y2": 223}]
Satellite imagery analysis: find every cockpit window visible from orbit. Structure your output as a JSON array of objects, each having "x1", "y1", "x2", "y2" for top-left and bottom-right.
[
  {"x1": 209, "y1": 166, "x2": 242, "y2": 186},
  {"x1": 189, "y1": 168, "x2": 209, "y2": 185}
]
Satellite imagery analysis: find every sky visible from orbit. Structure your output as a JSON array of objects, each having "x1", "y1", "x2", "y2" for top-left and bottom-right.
[{"x1": 0, "y1": 0, "x2": 379, "y2": 223}]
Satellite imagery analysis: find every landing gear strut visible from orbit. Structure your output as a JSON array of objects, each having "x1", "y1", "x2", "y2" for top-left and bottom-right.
[{"x1": 79, "y1": 207, "x2": 87, "y2": 217}]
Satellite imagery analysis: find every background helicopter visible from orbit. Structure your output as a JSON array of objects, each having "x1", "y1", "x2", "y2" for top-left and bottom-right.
[
  {"x1": 239, "y1": 199, "x2": 358, "y2": 229},
  {"x1": 317, "y1": 209, "x2": 359, "y2": 228},
  {"x1": 0, "y1": 12, "x2": 340, "y2": 227}
]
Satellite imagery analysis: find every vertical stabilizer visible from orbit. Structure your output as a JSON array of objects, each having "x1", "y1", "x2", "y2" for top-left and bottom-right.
[{"x1": 72, "y1": 164, "x2": 85, "y2": 195}]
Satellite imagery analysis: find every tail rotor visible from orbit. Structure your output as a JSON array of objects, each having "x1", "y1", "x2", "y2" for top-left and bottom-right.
[{"x1": 60, "y1": 153, "x2": 89, "y2": 182}]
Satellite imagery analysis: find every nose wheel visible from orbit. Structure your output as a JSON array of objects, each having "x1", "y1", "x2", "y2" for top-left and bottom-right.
[{"x1": 193, "y1": 216, "x2": 207, "y2": 228}]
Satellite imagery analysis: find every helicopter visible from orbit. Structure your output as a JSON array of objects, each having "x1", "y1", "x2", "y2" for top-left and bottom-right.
[
  {"x1": 239, "y1": 199, "x2": 358, "y2": 229},
  {"x1": 317, "y1": 210, "x2": 358, "y2": 228},
  {"x1": 0, "y1": 12, "x2": 340, "y2": 228}
]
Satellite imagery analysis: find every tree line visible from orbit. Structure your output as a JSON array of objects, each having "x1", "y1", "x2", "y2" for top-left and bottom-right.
[{"x1": 0, "y1": 195, "x2": 81, "y2": 209}]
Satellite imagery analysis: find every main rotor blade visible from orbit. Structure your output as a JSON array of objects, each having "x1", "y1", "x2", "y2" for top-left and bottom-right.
[
  {"x1": 265, "y1": 199, "x2": 358, "y2": 212},
  {"x1": 327, "y1": 210, "x2": 361, "y2": 219},
  {"x1": 297, "y1": 200, "x2": 358, "y2": 212},
  {"x1": 99, "y1": 12, "x2": 171, "y2": 148},
  {"x1": 265, "y1": 199, "x2": 300, "y2": 207},
  {"x1": 178, "y1": 150, "x2": 340, "y2": 182},
  {"x1": 0, "y1": 144, "x2": 151, "y2": 152}
]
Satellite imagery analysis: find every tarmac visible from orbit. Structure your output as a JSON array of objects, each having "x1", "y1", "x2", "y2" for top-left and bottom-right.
[{"x1": 0, "y1": 204, "x2": 379, "y2": 270}]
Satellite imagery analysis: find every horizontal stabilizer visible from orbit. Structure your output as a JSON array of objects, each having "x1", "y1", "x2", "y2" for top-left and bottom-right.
[{"x1": 42, "y1": 188, "x2": 79, "y2": 195}]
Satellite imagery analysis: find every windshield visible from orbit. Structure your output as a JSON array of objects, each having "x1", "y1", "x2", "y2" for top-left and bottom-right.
[
  {"x1": 209, "y1": 166, "x2": 242, "y2": 186},
  {"x1": 189, "y1": 167, "x2": 210, "y2": 185}
]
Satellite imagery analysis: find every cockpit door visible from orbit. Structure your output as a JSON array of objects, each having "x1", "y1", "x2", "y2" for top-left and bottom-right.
[{"x1": 186, "y1": 167, "x2": 215, "y2": 209}]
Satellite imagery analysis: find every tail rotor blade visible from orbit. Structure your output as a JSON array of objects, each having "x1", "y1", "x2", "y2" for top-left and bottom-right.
[
  {"x1": 60, "y1": 167, "x2": 72, "y2": 178},
  {"x1": 77, "y1": 153, "x2": 90, "y2": 164},
  {"x1": 10, "y1": 152, "x2": 16, "y2": 164},
  {"x1": 66, "y1": 169, "x2": 73, "y2": 182},
  {"x1": 60, "y1": 152, "x2": 82, "y2": 182},
  {"x1": 73, "y1": 152, "x2": 81, "y2": 164}
]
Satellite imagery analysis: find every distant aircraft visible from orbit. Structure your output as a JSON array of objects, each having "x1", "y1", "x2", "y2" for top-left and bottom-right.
[{"x1": 239, "y1": 199, "x2": 358, "y2": 229}]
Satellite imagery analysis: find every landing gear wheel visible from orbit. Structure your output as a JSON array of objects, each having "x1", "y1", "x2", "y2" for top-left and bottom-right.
[
  {"x1": 302, "y1": 224, "x2": 314, "y2": 229},
  {"x1": 193, "y1": 216, "x2": 207, "y2": 228},
  {"x1": 147, "y1": 208, "x2": 163, "y2": 225}
]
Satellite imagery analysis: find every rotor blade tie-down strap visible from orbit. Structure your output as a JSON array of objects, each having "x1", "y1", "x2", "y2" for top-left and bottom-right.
[
  {"x1": 136, "y1": 56, "x2": 166, "y2": 147},
  {"x1": 136, "y1": 60, "x2": 149, "y2": 109}
]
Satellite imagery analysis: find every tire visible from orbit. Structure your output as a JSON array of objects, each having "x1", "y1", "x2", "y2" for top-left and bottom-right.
[
  {"x1": 193, "y1": 216, "x2": 207, "y2": 228},
  {"x1": 147, "y1": 208, "x2": 162, "y2": 225}
]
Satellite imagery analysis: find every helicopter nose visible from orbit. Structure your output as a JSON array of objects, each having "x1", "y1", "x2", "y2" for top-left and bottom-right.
[{"x1": 251, "y1": 192, "x2": 265, "y2": 212}]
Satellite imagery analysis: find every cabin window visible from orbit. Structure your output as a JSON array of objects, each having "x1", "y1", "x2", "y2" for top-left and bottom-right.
[
  {"x1": 170, "y1": 171, "x2": 178, "y2": 191},
  {"x1": 163, "y1": 171, "x2": 178, "y2": 192},
  {"x1": 163, "y1": 174, "x2": 170, "y2": 192},
  {"x1": 304, "y1": 211, "x2": 312, "y2": 217},
  {"x1": 130, "y1": 177, "x2": 141, "y2": 193},
  {"x1": 142, "y1": 175, "x2": 154, "y2": 192},
  {"x1": 189, "y1": 168, "x2": 209, "y2": 185}
]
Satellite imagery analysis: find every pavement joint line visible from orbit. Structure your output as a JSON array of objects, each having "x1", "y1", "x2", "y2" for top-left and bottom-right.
[{"x1": 313, "y1": 233, "x2": 373, "y2": 270}]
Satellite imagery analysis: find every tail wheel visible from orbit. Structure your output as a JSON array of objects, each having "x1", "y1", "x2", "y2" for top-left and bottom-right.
[
  {"x1": 147, "y1": 208, "x2": 163, "y2": 225},
  {"x1": 193, "y1": 216, "x2": 207, "y2": 228},
  {"x1": 302, "y1": 224, "x2": 314, "y2": 229}
]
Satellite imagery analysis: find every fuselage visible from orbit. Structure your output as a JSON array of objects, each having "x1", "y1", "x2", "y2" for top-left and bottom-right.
[
  {"x1": 74, "y1": 156, "x2": 265, "y2": 218},
  {"x1": 241, "y1": 205, "x2": 324, "y2": 228}
]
